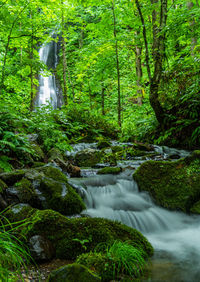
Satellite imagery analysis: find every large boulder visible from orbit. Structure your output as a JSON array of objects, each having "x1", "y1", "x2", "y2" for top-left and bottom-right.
[
  {"x1": 74, "y1": 149, "x2": 102, "y2": 167},
  {"x1": 97, "y1": 140, "x2": 111, "y2": 150},
  {"x1": 20, "y1": 209, "x2": 153, "y2": 260},
  {"x1": 2, "y1": 166, "x2": 85, "y2": 216},
  {"x1": 47, "y1": 263, "x2": 101, "y2": 282},
  {"x1": 133, "y1": 151, "x2": 200, "y2": 213}
]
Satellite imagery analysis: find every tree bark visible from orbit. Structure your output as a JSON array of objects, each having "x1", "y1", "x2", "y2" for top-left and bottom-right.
[
  {"x1": 135, "y1": 0, "x2": 152, "y2": 82},
  {"x1": 101, "y1": 83, "x2": 105, "y2": 115},
  {"x1": 135, "y1": 30, "x2": 143, "y2": 105},
  {"x1": 61, "y1": 2, "x2": 67, "y2": 104},
  {"x1": 112, "y1": 0, "x2": 121, "y2": 127}
]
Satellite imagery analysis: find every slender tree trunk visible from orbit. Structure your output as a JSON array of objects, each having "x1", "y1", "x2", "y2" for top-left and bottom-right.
[
  {"x1": 101, "y1": 83, "x2": 105, "y2": 115},
  {"x1": 30, "y1": 34, "x2": 34, "y2": 111},
  {"x1": 187, "y1": 1, "x2": 197, "y2": 54},
  {"x1": 66, "y1": 60, "x2": 75, "y2": 102},
  {"x1": 135, "y1": 30, "x2": 143, "y2": 105},
  {"x1": 61, "y1": 2, "x2": 67, "y2": 104},
  {"x1": 112, "y1": 0, "x2": 121, "y2": 127},
  {"x1": 135, "y1": 0, "x2": 152, "y2": 82}
]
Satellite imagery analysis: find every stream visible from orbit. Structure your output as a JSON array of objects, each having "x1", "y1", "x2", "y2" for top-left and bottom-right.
[{"x1": 68, "y1": 142, "x2": 200, "y2": 282}]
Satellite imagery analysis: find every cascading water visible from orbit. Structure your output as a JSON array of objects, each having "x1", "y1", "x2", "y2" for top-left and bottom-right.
[
  {"x1": 68, "y1": 144, "x2": 200, "y2": 282},
  {"x1": 35, "y1": 39, "x2": 63, "y2": 109}
]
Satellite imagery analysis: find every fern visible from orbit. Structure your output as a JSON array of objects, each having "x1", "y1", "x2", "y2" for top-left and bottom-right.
[{"x1": 0, "y1": 156, "x2": 13, "y2": 172}]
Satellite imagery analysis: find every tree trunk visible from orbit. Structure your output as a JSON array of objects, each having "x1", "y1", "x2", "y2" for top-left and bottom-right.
[
  {"x1": 101, "y1": 83, "x2": 105, "y2": 115},
  {"x1": 112, "y1": 0, "x2": 121, "y2": 127},
  {"x1": 187, "y1": 1, "x2": 197, "y2": 54},
  {"x1": 135, "y1": 30, "x2": 143, "y2": 105},
  {"x1": 135, "y1": 0, "x2": 152, "y2": 82},
  {"x1": 61, "y1": 2, "x2": 67, "y2": 104},
  {"x1": 149, "y1": 0, "x2": 168, "y2": 124}
]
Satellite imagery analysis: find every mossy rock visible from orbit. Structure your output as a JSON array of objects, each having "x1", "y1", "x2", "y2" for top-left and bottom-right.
[
  {"x1": 13, "y1": 178, "x2": 38, "y2": 206},
  {"x1": 77, "y1": 252, "x2": 113, "y2": 281},
  {"x1": 127, "y1": 148, "x2": 148, "y2": 157},
  {"x1": 39, "y1": 178, "x2": 86, "y2": 215},
  {"x1": 97, "y1": 140, "x2": 111, "y2": 150},
  {"x1": 133, "y1": 157, "x2": 200, "y2": 213},
  {"x1": 47, "y1": 263, "x2": 101, "y2": 282},
  {"x1": 4, "y1": 204, "x2": 36, "y2": 222},
  {"x1": 31, "y1": 143, "x2": 45, "y2": 161},
  {"x1": 75, "y1": 149, "x2": 102, "y2": 167},
  {"x1": 20, "y1": 210, "x2": 153, "y2": 260},
  {"x1": 111, "y1": 145, "x2": 124, "y2": 153},
  {"x1": 47, "y1": 148, "x2": 64, "y2": 162},
  {"x1": 102, "y1": 153, "x2": 117, "y2": 166},
  {"x1": 38, "y1": 166, "x2": 68, "y2": 183},
  {"x1": 0, "y1": 179, "x2": 7, "y2": 193},
  {"x1": 133, "y1": 143, "x2": 152, "y2": 152},
  {"x1": 31, "y1": 162, "x2": 46, "y2": 168},
  {"x1": 97, "y1": 167, "x2": 122, "y2": 175},
  {"x1": 0, "y1": 170, "x2": 25, "y2": 185},
  {"x1": 77, "y1": 250, "x2": 146, "y2": 282}
]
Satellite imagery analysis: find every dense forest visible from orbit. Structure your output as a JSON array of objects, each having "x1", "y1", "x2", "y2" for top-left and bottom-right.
[{"x1": 0, "y1": 0, "x2": 200, "y2": 281}]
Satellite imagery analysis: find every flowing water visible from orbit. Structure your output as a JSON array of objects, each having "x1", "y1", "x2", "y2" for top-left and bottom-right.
[
  {"x1": 35, "y1": 39, "x2": 63, "y2": 109},
  {"x1": 68, "y1": 143, "x2": 200, "y2": 282}
]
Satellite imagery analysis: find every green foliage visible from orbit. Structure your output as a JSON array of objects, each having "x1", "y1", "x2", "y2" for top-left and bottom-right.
[
  {"x1": 77, "y1": 240, "x2": 147, "y2": 281},
  {"x1": 0, "y1": 156, "x2": 13, "y2": 172},
  {"x1": 0, "y1": 104, "x2": 34, "y2": 160},
  {"x1": 0, "y1": 214, "x2": 32, "y2": 281}
]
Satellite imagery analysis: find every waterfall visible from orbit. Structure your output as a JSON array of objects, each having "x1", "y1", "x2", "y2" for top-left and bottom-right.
[{"x1": 35, "y1": 39, "x2": 63, "y2": 109}]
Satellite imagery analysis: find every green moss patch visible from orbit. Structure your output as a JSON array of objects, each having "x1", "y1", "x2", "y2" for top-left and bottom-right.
[
  {"x1": 97, "y1": 167, "x2": 122, "y2": 175},
  {"x1": 133, "y1": 155, "x2": 200, "y2": 213},
  {"x1": 47, "y1": 263, "x2": 101, "y2": 282},
  {"x1": 21, "y1": 210, "x2": 153, "y2": 260}
]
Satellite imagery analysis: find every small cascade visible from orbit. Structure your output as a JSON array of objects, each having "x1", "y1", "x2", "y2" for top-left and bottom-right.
[
  {"x1": 35, "y1": 39, "x2": 63, "y2": 109},
  {"x1": 68, "y1": 143, "x2": 200, "y2": 281}
]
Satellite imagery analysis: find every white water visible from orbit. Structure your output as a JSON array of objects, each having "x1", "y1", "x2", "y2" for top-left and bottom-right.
[
  {"x1": 35, "y1": 41, "x2": 62, "y2": 109},
  {"x1": 69, "y1": 165, "x2": 200, "y2": 281}
]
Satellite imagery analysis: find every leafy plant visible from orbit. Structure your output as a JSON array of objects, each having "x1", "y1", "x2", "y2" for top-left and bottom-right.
[
  {"x1": 0, "y1": 156, "x2": 13, "y2": 172},
  {"x1": 0, "y1": 214, "x2": 33, "y2": 281},
  {"x1": 77, "y1": 240, "x2": 147, "y2": 281}
]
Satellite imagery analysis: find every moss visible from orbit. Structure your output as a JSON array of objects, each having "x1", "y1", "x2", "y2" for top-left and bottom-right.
[
  {"x1": 14, "y1": 178, "x2": 38, "y2": 205},
  {"x1": 47, "y1": 263, "x2": 101, "y2": 282},
  {"x1": 133, "y1": 158, "x2": 200, "y2": 213},
  {"x1": 4, "y1": 204, "x2": 36, "y2": 222},
  {"x1": 31, "y1": 143, "x2": 45, "y2": 161},
  {"x1": 127, "y1": 148, "x2": 148, "y2": 157},
  {"x1": 47, "y1": 148, "x2": 64, "y2": 162},
  {"x1": 21, "y1": 210, "x2": 153, "y2": 260},
  {"x1": 39, "y1": 178, "x2": 86, "y2": 215},
  {"x1": 77, "y1": 252, "x2": 114, "y2": 281},
  {"x1": 97, "y1": 140, "x2": 111, "y2": 150},
  {"x1": 75, "y1": 149, "x2": 102, "y2": 167},
  {"x1": 132, "y1": 143, "x2": 152, "y2": 152},
  {"x1": 31, "y1": 162, "x2": 46, "y2": 168},
  {"x1": 0, "y1": 179, "x2": 7, "y2": 193},
  {"x1": 0, "y1": 170, "x2": 25, "y2": 185},
  {"x1": 102, "y1": 153, "x2": 117, "y2": 166},
  {"x1": 111, "y1": 146, "x2": 123, "y2": 153},
  {"x1": 38, "y1": 166, "x2": 68, "y2": 183},
  {"x1": 97, "y1": 167, "x2": 122, "y2": 175}
]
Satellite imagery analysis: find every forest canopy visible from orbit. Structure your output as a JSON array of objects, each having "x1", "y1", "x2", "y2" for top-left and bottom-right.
[{"x1": 0, "y1": 0, "x2": 200, "y2": 148}]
